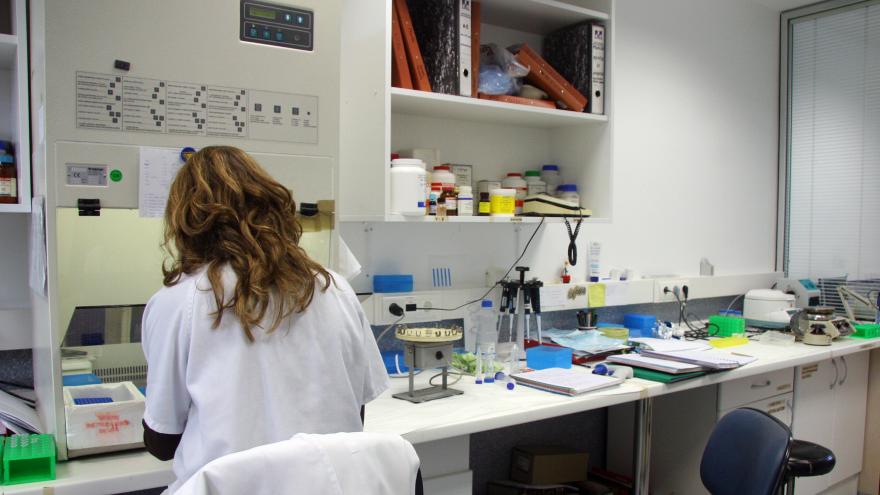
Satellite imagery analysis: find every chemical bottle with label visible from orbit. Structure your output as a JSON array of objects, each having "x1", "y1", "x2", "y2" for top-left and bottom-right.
[
  {"x1": 0, "y1": 154, "x2": 17, "y2": 204},
  {"x1": 439, "y1": 186, "x2": 458, "y2": 216}
]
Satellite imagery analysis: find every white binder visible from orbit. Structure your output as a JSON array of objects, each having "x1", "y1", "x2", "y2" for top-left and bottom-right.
[
  {"x1": 458, "y1": 0, "x2": 472, "y2": 97},
  {"x1": 590, "y1": 23, "x2": 605, "y2": 114}
]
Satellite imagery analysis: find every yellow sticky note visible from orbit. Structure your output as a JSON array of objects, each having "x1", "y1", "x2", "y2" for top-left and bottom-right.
[{"x1": 588, "y1": 283, "x2": 606, "y2": 308}]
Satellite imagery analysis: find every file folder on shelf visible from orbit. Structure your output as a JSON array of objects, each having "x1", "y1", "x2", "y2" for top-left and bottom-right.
[
  {"x1": 543, "y1": 22, "x2": 605, "y2": 114},
  {"x1": 514, "y1": 43, "x2": 587, "y2": 113},
  {"x1": 394, "y1": 0, "x2": 431, "y2": 92},
  {"x1": 406, "y1": 0, "x2": 471, "y2": 96},
  {"x1": 391, "y1": 2, "x2": 413, "y2": 90}
]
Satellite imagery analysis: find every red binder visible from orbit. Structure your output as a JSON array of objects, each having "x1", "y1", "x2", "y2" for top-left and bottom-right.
[
  {"x1": 394, "y1": 0, "x2": 431, "y2": 92},
  {"x1": 391, "y1": 2, "x2": 413, "y2": 89},
  {"x1": 514, "y1": 43, "x2": 587, "y2": 112}
]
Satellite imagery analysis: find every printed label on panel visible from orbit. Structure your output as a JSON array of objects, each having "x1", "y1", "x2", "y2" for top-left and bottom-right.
[
  {"x1": 75, "y1": 71, "x2": 318, "y2": 144},
  {"x1": 121, "y1": 77, "x2": 167, "y2": 133},
  {"x1": 76, "y1": 73, "x2": 123, "y2": 130},
  {"x1": 206, "y1": 86, "x2": 248, "y2": 137},
  {"x1": 166, "y1": 82, "x2": 207, "y2": 136}
]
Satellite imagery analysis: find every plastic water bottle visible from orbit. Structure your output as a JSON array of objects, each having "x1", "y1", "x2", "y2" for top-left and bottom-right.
[{"x1": 475, "y1": 300, "x2": 498, "y2": 381}]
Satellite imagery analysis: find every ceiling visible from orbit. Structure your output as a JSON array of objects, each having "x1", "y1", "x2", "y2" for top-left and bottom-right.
[{"x1": 751, "y1": 0, "x2": 824, "y2": 12}]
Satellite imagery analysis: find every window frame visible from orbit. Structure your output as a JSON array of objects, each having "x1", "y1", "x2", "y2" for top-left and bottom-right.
[{"x1": 776, "y1": 0, "x2": 879, "y2": 275}]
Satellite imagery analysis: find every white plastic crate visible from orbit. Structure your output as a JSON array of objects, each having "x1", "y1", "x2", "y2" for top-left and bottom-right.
[{"x1": 63, "y1": 381, "x2": 145, "y2": 457}]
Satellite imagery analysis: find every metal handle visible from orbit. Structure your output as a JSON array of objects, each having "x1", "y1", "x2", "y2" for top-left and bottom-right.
[
  {"x1": 830, "y1": 358, "x2": 839, "y2": 390},
  {"x1": 750, "y1": 380, "x2": 772, "y2": 389},
  {"x1": 839, "y1": 356, "x2": 848, "y2": 386}
]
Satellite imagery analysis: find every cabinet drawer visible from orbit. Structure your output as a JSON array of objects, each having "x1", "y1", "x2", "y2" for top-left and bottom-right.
[
  {"x1": 719, "y1": 392, "x2": 793, "y2": 427},
  {"x1": 718, "y1": 367, "x2": 794, "y2": 411}
]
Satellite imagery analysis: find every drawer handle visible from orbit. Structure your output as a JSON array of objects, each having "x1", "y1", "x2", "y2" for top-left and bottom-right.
[{"x1": 750, "y1": 380, "x2": 772, "y2": 389}]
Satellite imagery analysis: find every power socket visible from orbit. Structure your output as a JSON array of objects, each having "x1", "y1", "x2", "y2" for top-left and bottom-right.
[
  {"x1": 654, "y1": 279, "x2": 690, "y2": 303},
  {"x1": 375, "y1": 292, "x2": 442, "y2": 324}
]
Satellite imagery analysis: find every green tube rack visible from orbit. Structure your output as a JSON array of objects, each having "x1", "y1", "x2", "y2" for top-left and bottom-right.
[
  {"x1": 709, "y1": 315, "x2": 746, "y2": 337},
  {"x1": 2, "y1": 434, "x2": 56, "y2": 485}
]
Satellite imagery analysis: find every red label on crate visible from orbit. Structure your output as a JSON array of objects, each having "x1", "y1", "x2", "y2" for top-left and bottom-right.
[{"x1": 86, "y1": 412, "x2": 131, "y2": 434}]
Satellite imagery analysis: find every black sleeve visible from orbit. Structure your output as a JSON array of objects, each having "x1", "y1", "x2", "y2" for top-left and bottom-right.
[
  {"x1": 360, "y1": 405, "x2": 365, "y2": 425},
  {"x1": 143, "y1": 419, "x2": 182, "y2": 461}
]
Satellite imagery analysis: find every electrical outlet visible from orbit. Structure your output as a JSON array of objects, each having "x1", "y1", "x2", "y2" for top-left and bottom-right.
[
  {"x1": 375, "y1": 292, "x2": 443, "y2": 324},
  {"x1": 653, "y1": 279, "x2": 690, "y2": 303}
]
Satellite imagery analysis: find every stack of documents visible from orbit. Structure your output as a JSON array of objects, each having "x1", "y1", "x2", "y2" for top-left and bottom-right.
[
  {"x1": 640, "y1": 349, "x2": 756, "y2": 370},
  {"x1": 608, "y1": 341, "x2": 757, "y2": 375},
  {"x1": 544, "y1": 329, "x2": 630, "y2": 356},
  {"x1": 511, "y1": 368, "x2": 623, "y2": 396},
  {"x1": 0, "y1": 389, "x2": 43, "y2": 434},
  {"x1": 607, "y1": 354, "x2": 704, "y2": 374}
]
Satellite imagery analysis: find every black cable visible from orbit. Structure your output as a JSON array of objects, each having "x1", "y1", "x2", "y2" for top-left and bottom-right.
[
  {"x1": 415, "y1": 217, "x2": 546, "y2": 312},
  {"x1": 564, "y1": 216, "x2": 582, "y2": 266}
]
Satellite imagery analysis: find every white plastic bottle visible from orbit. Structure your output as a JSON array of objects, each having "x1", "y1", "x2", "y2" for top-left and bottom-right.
[
  {"x1": 502, "y1": 173, "x2": 528, "y2": 215},
  {"x1": 556, "y1": 184, "x2": 580, "y2": 204},
  {"x1": 432, "y1": 165, "x2": 456, "y2": 190},
  {"x1": 390, "y1": 158, "x2": 427, "y2": 216},
  {"x1": 524, "y1": 170, "x2": 547, "y2": 196},
  {"x1": 458, "y1": 185, "x2": 474, "y2": 216},
  {"x1": 540, "y1": 164, "x2": 562, "y2": 196},
  {"x1": 475, "y1": 300, "x2": 498, "y2": 379}
]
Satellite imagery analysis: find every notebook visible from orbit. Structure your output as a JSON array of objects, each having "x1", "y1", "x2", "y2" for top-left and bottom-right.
[
  {"x1": 511, "y1": 368, "x2": 623, "y2": 396},
  {"x1": 640, "y1": 349, "x2": 757, "y2": 370},
  {"x1": 632, "y1": 368, "x2": 707, "y2": 384},
  {"x1": 607, "y1": 354, "x2": 704, "y2": 374},
  {"x1": 628, "y1": 338, "x2": 711, "y2": 352}
]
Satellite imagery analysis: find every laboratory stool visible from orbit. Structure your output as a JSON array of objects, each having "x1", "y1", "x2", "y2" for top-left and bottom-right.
[
  {"x1": 782, "y1": 439, "x2": 835, "y2": 494},
  {"x1": 700, "y1": 408, "x2": 835, "y2": 495}
]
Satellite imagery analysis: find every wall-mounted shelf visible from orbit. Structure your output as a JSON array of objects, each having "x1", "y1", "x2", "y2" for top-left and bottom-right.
[
  {"x1": 0, "y1": 0, "x2": 30, "y2": 213},
  {"x1": 339, "y1": 0, "x2": 613, "y2": 222},
  {"x1": 0, "y1": 202, "x2": 29, "y2": 213},
  {"x1": 480, "y1": 0, "x2": 609, "y2": 35},
  {"x1": 342, "y1": 213, "x2": 610, "y2": 224},
  {"x1": 391, "y1": 88, "x2": 607, "y2": 129}
]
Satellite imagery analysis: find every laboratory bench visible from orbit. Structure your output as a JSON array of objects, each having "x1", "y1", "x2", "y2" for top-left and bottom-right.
[{"x1": 3, "y1": 336, "x2": 878, "y2": 495}]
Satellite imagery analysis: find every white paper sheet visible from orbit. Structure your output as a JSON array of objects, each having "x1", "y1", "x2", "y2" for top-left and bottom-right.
[
  {"x1": 0, "y1": 389, "x2": 43, "y2": 433},
  {"x1": 138, "y1": 146, "x2": 185, "y2": 218},
  {"x1": 540, "y1": 285, "x2": 568, "y2": 309},
  {"x1": 628, "y1": 337, "x2": 711, "y2": 352},
  {"x1": 335, "y1": 236, "x2": 362, "y2": 281},
  {"x1": 29, "y1": 196, "x2": 47, "y2": 296}
]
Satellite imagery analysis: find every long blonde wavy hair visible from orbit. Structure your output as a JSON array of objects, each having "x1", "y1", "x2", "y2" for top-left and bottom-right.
[{"x1": 162, "y1": 146, "x2": 332, "y2": 341}]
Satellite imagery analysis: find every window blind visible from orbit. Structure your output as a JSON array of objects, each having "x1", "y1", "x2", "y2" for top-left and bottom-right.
[{"x1": 786, "y1": 2, "x2": 880, "y2": 280}]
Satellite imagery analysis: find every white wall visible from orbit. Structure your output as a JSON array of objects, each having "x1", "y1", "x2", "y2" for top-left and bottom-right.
[
  {"x1": 341, "y1": 0, "x2": 781, "y2": 293},
  {"x1": 0, "y1": 213, "x2": 33, "y2": 349}
]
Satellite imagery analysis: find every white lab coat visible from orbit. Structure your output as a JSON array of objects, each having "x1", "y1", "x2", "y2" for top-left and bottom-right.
[
  {"x1": 142, "y1": 267, "x2": 390, "y2": 493},
  {"x1": 173, "y1": 432, "x2": 420, "y2": 495}
]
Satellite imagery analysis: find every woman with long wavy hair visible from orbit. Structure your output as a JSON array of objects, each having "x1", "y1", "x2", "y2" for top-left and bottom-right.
[{"x1": 140, "y1": 146, "x2": 388, "y2": 493}]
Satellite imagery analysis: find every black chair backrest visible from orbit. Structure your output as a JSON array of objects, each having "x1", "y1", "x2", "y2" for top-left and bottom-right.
[{"x1": 700, "y1": 408, "x2": 792, "y2": 495}]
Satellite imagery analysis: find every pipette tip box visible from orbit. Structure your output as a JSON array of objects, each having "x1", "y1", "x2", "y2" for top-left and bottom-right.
[
  {"x1": 526, "y1": 345, "x2": 573, "y2": 370},
  {"x1": 2, "y1": 434, "x2": 56, "y2": 485}
]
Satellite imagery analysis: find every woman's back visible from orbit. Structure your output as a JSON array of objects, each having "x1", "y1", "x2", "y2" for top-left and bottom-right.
[{"x1": 143, "y1": 266, "x2": 388, "y2": 493}]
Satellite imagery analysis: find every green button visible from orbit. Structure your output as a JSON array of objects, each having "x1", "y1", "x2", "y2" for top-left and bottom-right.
[{"x1": 110, "y1": 169, "x2": 123, "y2": 182}]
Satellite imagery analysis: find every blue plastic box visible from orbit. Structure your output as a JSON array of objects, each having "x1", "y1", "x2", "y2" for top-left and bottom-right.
[
  {"x1": 624, "y1": 314, "x2": 657, "y2": 338},
  {"x1": 62, "y1": 374, "x2": 102, "y2": 387},
  {"x1": 373, "y1": 275, "x2": 414, "y2": 293},
  {"x1": 526, "y1": 346, "x2": 572, "y2": 370}
]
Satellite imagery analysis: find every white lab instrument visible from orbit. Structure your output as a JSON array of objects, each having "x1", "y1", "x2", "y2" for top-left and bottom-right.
[
  {"x1": 743, "y1": 289, "x2": 798, "y2": 329},
  {"x1": 30, "y1": 0, "x2": 341, "y2": 459},
  {"x1": 777, "y1": 278, "x2": 821, "y2": 308},
  {"x1": 789, "y1": 306, "x2": 854, "y2": 346}
]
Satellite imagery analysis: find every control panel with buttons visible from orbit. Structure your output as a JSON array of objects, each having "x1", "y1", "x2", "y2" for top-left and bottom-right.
[{"x1": 240, "y1": 0, "x2": 313, "y2": 51}]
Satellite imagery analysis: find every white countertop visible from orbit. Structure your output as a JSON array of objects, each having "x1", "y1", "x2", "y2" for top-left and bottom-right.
[{"x1": 4, "y1": 336, "x2": 878, "y2": 495}]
